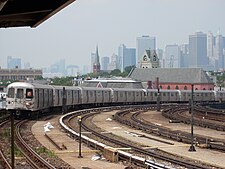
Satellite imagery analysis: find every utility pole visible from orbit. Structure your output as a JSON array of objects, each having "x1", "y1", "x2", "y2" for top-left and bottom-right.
[
  {"x1": 10, "y1": 111, "x2": 15, "y2": 169},
  {"x1": 189, "y1": 84, "x2": 196, "y2": 152},
  {"x1": 77, "y1": 116, "x2": 83, "y2": 158},
  {"x1": 156, "y1": 77, "x2": 161, "y2": 111}
]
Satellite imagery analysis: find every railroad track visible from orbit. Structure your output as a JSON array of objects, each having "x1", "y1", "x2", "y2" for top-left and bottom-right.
[
  {"x1": 116, "y1": 107, "x2": 225, "y2": 152},
  {"x1": 0, "y1": 118, "x2": 12, "y2": 169},
  {"x1": 60, "y1": 105, "x2": 217, "y2": 169},
  {"x1": 15, "y1": 120, "x2": 56, "y2": 169}
]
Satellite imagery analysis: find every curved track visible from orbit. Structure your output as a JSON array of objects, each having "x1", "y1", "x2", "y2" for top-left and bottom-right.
[
  {"x1": 115, "y1": 107, "x2": 225, "y2": 152},
  {"x1": 15, "y1": 120, "x2": 56, "y2": 169},
  {"x1": 0, "y1": 118, "x2": 12, "y2": 169},
  {"x1": 60, "y1": 105, "x2": 217, "y2": 169}
]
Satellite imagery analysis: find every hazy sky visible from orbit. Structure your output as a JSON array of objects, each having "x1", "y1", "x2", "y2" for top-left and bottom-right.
[{"x1": 0, "y1": 0, "x2": 225, "y2": 69}]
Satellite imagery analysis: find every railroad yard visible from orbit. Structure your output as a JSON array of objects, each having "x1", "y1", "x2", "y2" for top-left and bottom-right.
[{"x1": 1, "y1": 104, "x2": 225, "y2": 168}]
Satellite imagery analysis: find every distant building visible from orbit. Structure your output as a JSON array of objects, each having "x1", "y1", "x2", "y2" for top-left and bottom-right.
[
  {"x1": 118, "y1": 44, "x2": 136, "y2": 71},
  {"x1": 0, "y1": 68, "x2": 42, "y2": 81},
  {"x1": 107, "y1": 53, "x2": 119, "y2": 71},
  {"x1": 66, "y1": 65, "x2": 79, "y2": 76},
  {"x1": 50, "y1": 59, "x2": 65, "y2": 75},
  {"x1": 207, "y1": 31, "x2": 215, "y2": 67},
  {"x1": 128, "y1": 68, "x2": 214, "y2": 90},
  {"x1": 139, "y1": 50, "x2": 160, "y2": 68},
  {"x1": 136, "y1": 35, "x2": 156, "y2": 67},
  {"x1": 24, "y1": 62, "x2": 31, "y2": 69},
  {"x1": 93, "y1": 45, "x2": 101, "y2": 74},
  {"x1": 215, "y1": 31, "x2": 224, "y2": 70},
  {"x1": 80, "y1": 78, "x2": 143, "y2": 89},
  {"x1": 164, "y1": 45, "x2": 180, "y2": 68},
  {"x1": 91, "y1": 52, "x2": 96, "y2": 72},
  {"x1": 189, "y1": 32, "x2": 208, "y2": 69},
  {"x1": 101, "y1": 57, "x2": 110, "y2": 71},
  {"x1": 179, "y1": 44, "x2": 189, "y2": 68},
  {"x1": 7, "y1": 56, "x2": 21, "y2": 69},
  {"x1": 82, "y1": 65, "x2": 91, "y2": 75}
]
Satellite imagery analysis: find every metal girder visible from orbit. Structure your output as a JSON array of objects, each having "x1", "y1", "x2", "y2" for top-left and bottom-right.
[{"x1": 0, "y1": 0, "x2": 76, "y2": 28}]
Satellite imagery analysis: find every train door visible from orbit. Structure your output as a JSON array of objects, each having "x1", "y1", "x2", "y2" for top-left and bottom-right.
[
  {"x1": 35, "y1": 89, "x2": 39, "y2": 108},
  {"x1": 15, "y1": 88, "x2": 24, "y2": 108}
]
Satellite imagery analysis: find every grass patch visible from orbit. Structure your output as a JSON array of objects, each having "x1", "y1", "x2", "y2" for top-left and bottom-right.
[
  {"x1": 36, "y1": 146, "x2": 56, "y2": 158},
  {"x1": 0, "y1": 128, "x2": 10, "y2": 139}
]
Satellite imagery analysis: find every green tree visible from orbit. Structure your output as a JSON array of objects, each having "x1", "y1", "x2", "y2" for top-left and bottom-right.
[{"x1": 110, "y1": 69, "x2": 121, "y2": 76}]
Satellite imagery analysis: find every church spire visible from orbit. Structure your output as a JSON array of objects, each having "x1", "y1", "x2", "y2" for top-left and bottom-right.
[{"x1": 93, "y1": 44, "x2": 101, "y2": 74}]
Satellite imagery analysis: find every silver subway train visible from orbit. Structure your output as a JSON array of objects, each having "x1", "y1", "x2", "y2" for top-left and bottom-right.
[{"x1": 5, "y1": 82, "x2": 225, "y2": 118}]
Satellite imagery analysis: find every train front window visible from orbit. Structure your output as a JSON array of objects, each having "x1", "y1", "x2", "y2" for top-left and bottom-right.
[
  {"x1": 26, "y1": 89, "x2": 33, "y2": 98},
  {"x1": 16, "y1": 89, "x2": 24, "y2": 99},
  {"x1": 8, "y1": 88, "x2": 15, "y2": 98}
]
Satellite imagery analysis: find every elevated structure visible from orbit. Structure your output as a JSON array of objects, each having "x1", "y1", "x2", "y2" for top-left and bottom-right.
[
  {"x1": 128, "y1": 68, "x2": 214, "y2": 90},
  {"x1": 0, "y1": 0, "x2": 76, "y2": 28}
]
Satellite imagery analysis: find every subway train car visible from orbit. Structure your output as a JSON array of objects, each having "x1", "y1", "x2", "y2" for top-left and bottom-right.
[
  {"x1": 112, "y1": 88, "x2": 145, "y2": 104},
  {"x1": 5, "y1": 82, "x2": 224, "y2": 118},
  {"x1": 6, "y1": 82, "x2": 54, "y2": 117},
  {"x1": 145, "y1": 89, "x2": 180, "y2": 103}
]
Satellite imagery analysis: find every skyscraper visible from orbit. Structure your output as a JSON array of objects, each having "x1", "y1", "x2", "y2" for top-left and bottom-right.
[
  {"x1": 101, "y1": 57, "x2": 109, "y2": 71},
  {"x1": 7, "y1": 56, "x2": 21, "y2": 69},
  {"x1": 215, "y1": 31, "x2": 224, "y2": 69},
  {"x1": 136, "y1": 35, "x2": 156, "y2": 67},
  {"x1": 164, "y1": 45, "x2": 180, "y2": 68},
  {"x1": 189, "y1": 32, "x2": 208, "y2": 69},
  {"x1": 107, "y1": 53, "x2": 119, "y2": 71},
  {"x1": 179, "y1": 44, "x2": 189, "y2": 68},
  {"x1": 118, "y1": 44, "x2": 136, "y2": 71},
  {"x1": 93, "y1": 45, "x2": 101, "y2": 74},
  {"x1": 207, "y1": 32, "x2": 215, "y2": 60}
]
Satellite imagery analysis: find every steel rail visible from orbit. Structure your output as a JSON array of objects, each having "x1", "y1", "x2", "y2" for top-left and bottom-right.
[{"x1": 15, "y1": 120, "x2": 56, "y2": 169}]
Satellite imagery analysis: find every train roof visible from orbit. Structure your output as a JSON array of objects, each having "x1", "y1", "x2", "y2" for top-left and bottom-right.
[
  {"x1": 7, "y1": 82, "x2": 52, "y2": 89},
  {"x1": 0, "y1": 0, "x2": 76, "y2": 28}
]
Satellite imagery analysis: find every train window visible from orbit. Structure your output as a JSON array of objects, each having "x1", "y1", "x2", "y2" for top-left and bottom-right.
[
  {"x1": 184, "y1": 86, "x2": 187, "y2": 90},
  {"x1": 16, "y1": 89, "x2": 24, "y2": 99},
  {"x1": 154, "y1": 93, "x2": 157, "y2": 97},
  {"x1": 26, "y1": 89, "x2": 33, "y2": 98},
  {"x1": 163, "y1": 93, "x2": 166, "y2": 96},
  {"x1": 171, "y1": 93, "x2": 174, "y2": 96},
  {"x1": 8, "y1": 88, "x2": 15, "y2": 98}
]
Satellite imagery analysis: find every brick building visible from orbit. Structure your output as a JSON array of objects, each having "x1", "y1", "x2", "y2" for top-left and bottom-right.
[
  {"x1": 0, "y1": 68, "x2": 42, "y2": 81},
  {"x1": 128, "y1": 68, "x2": 214, "y2": 90}
]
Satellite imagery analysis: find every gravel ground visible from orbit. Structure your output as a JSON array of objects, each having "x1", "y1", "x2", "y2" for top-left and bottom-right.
[{"x1": 0, "y1": 118, "x2": 73, "y2": 169}]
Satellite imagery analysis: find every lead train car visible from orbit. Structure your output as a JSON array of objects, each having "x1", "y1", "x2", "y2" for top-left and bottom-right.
[{"x1": 6, "y1": 82, "x2": 54, "y2": 117}]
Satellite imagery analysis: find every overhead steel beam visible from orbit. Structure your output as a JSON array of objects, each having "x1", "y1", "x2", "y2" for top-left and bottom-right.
[
  {"x1": 32, "y1": 0, "x2": 76, "y2": 27},
  {"x1": 0, "y1": 0, "x2": 8, "y2": 12}
]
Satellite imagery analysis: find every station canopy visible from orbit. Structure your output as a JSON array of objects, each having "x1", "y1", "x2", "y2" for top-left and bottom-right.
[{"x1": 0, "y1": 0, "x2": 75, "y2": 28}]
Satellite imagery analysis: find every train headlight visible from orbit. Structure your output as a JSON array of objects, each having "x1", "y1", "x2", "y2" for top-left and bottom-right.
[{"x1": 25, "y1": 102, "x2": 30, "y2": 106}]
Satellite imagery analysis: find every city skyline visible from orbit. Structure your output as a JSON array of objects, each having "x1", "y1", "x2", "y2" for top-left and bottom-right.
[{"x1": 0, "y1": 0, "x2": 225, "y2": 69}]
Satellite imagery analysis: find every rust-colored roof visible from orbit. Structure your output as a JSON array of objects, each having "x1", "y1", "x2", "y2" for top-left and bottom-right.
[{"x1": 0, "y1": 0, "x2": 76, "y2": 28}]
